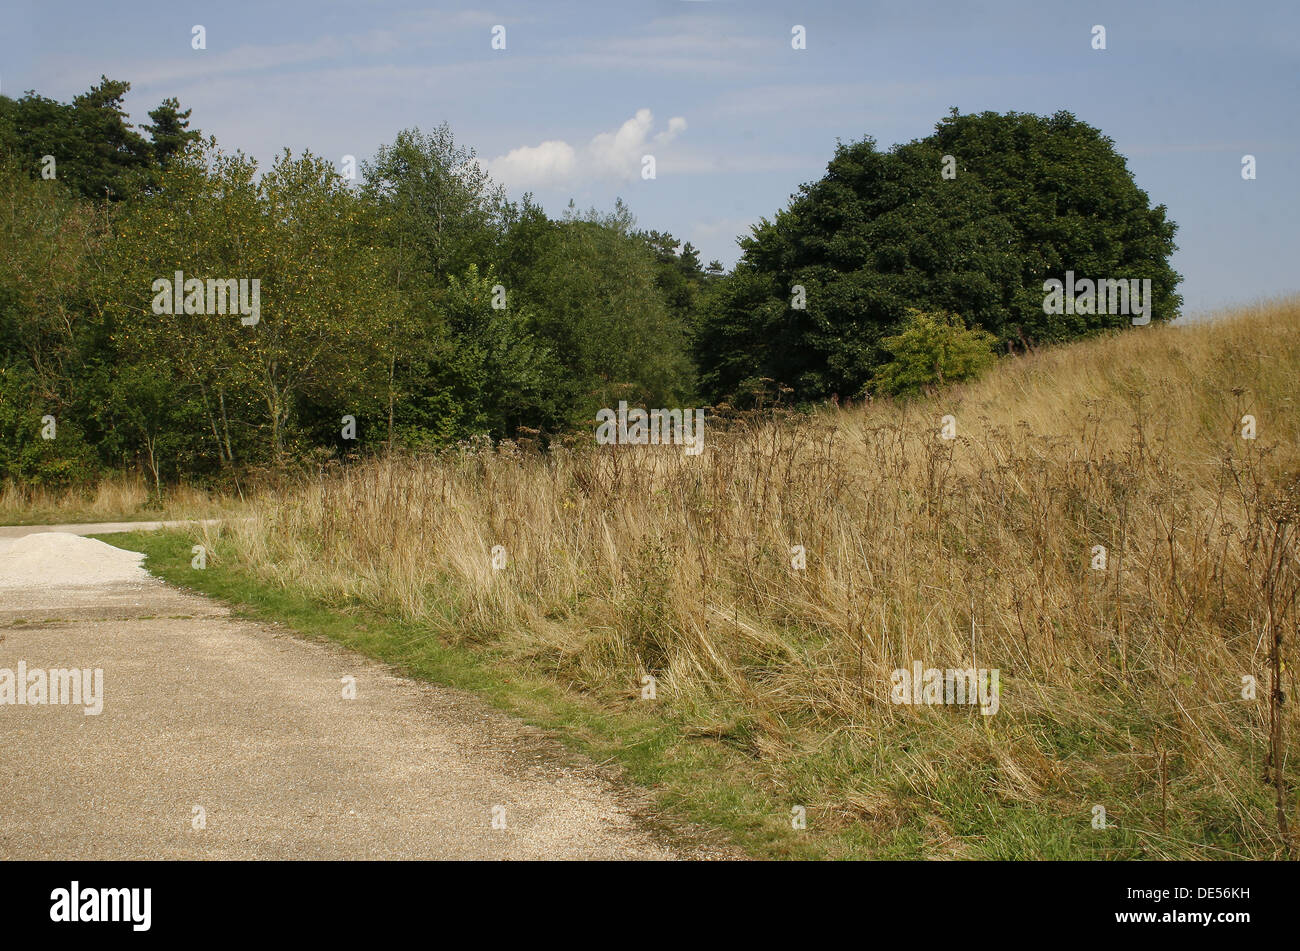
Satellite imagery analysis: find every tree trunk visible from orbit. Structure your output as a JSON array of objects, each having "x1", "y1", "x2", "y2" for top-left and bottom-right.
[
  {"x1": 199, "y1": 382, "x2": 228, "y2": 468},
  {"x1": 218, "y1": 386, "x2": 234, "y2": 466},
  {"x1": 387, "y1": 353, "x2": 396, "y2": 452}
]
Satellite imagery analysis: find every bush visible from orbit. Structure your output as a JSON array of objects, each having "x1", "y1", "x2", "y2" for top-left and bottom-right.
[
  {"x1": 0, "y1": 375, "x2": 100, "y2": 488},
  {"x1": 870, "y1": 309, "x2": 997, "y2": 398}
]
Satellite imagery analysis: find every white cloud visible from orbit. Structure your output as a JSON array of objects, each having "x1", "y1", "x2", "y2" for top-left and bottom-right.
[
  {"x1": 487, "y1": 109, "x2": 686, "y2": 188},
  {"x1": 486, "y1": 140, "x2": 577, "y2": 186},
  {"x1": 658, "y1": 116, "x2": 688, "y2": 142}
]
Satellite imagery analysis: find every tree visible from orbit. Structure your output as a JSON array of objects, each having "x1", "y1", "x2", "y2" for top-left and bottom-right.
[
  {"x1": 360, "y1": 125, "x2": 507, "y2": 446},
  {"x1": 927, "y1": 109, "x2": 1181, "y2": 341},
  {"x1": 0, "y1": 78, "x2": 197, "y2": 202},
  {"x1": 0, "y1": 154, "x2": 109, "y2": 484},
  {"x1": 497, "y1": 193, "x2": 556, "y2": 289},
  {"x1": 102, "y1": 140, "x2": 261, "y2": 468},
  {"x1": 520, "y1": 202, "x2": 695, "y2": 423},
  {"x1": 1, "y1": 78, "x2": 155, "y2": 201},
  {"x1": 439, "y1": 264, "x2": 561, "y2": 437},
  {"x1": 252, "y1": 149, "x2": 402, "y2": 459},
  {"x1": 141, "y1": 97, "x2": 200, "y2": 171},
  {"x1": 696, "y1": 109, "x2": 1182, "y2": 404},
  {"x1": 104, "y1": 140, "x2": 402, "y2": 464},
  {"x1": 361, "y1": 125, "x2": 504, "y2": 287},
  {"x1": 637, "y1": 229, "x2": 707, "y2": 331}
]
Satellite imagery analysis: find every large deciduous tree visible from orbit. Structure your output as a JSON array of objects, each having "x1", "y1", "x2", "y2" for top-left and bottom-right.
[
  {"x1": 697, "y1": 109, "x2": 1182, "y2": 404},
  {"x1": 104, "y1": 140, "x2": 402, "y2": 464}
]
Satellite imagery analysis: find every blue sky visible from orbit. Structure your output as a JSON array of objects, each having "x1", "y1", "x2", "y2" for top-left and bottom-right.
[{"x1": 5, "y1": 0, "x2": 1297, "y2": 315}]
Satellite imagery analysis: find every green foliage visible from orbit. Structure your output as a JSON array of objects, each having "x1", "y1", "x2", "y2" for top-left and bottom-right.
[
  {"x1": 521, "y1": 202, "x2": 696, "y2": 425},
  {"x1": 359, "y1": 125, "x2": 519, "y2": 446},
  {"x1": 697, "y1": 109, "x2": 1183, "y2": 404},
  {"x1": 869, "y1": 310, "x2": 998, "y2": 398},
  {"x1": 0, "y1": 154, "x2": 107, "y2": 485},
  {"x1": 0, "y1": 82, "x2": 705, "y2": 484},
  {"x1": 101, "y1": 139, "x2": 404, "y2": 463},
  {"x1": 15, "y1": 86, "x2": 1166, "y2": 486},
  {"x1": 695, "y1": 269, "x2": 786, "y2": 406},
  {"x1": 141, "y1": 97, "x2": 201, "y2": 172},
  {"x1": 361, "y1": 125, "x2": 504, "y2": 289},
  {"x1": 0, "y1": 77, "x2": 196, "y2": 202},
  {"x1": 638, "y1": 229, "x2": 708, "y2": 333},
  {"x1": 439, "y1": 264, "x2": 562, "y2": 437},
  {"x1": 928, "y1": 109, "x2": 1181, "y2": 339},
  {"x1": 0, "y1": 364, "x2": 99, "y2": 487}
]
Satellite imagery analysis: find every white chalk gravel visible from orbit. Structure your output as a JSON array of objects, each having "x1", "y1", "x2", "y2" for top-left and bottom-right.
[{"x1": 0, "y1": 531, "x2": 154, "y2": 588}]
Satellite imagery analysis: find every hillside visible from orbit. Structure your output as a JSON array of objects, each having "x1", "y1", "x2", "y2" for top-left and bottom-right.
[{"x1": 165, "y1": 297, "x2": 1300, "y2": 858}]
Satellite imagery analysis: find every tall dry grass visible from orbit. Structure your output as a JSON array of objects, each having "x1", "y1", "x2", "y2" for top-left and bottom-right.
[
  {"x1": 0, "y1": 470, "x2": 238, "y2": 524},
  {"x1": 214, "y1": 297, "x2": 1300, "y2": 857}
]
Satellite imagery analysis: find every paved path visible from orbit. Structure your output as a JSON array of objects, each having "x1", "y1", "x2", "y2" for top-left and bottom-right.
[
  {"x1": 0, "y1": 519, "x2": 224, "y2": 538},
  {"x1": 0, "y1": 526, "x2": 717, "y2": 859}
]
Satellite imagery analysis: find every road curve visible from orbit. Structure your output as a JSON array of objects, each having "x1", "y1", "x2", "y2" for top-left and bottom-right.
[{"x1": 0, "y1": 526, "x2": 720, "y2": 859}]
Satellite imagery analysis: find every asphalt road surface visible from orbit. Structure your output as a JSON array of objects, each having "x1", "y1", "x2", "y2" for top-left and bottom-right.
[{"x1": 0, "y1": 526, "x2": 718, "y2": 859}]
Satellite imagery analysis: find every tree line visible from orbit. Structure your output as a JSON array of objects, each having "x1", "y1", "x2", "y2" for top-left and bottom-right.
[{"x1": 0, "y1": 79, "x2": 1180, "y2": 488}]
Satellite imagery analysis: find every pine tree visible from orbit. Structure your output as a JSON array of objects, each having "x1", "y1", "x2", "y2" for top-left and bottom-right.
[{"x1": 142, "y1": 97, "x2": 200, "y2": 169}]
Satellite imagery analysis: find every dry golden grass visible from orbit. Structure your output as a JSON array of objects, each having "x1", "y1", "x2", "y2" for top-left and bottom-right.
[
  {"x1": 0, "y1": 470, "x2": 237, "y2": 524},
  {"x1": 213, "y1": 298, "x2": 1300, "y2": 858}
]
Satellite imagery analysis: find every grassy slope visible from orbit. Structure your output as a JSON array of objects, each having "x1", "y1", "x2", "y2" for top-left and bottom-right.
[
  {"x1": 105, "y1": 299, "x2": 1300, "y2": 860},
  {"x1": 117, "y1": 527, "x2": 1143, "y2": 859}
]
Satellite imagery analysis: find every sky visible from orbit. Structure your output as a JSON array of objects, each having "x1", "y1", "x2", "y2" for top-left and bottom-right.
[{"x1": 4, "y1": 0, "x2": 1297, "y2": 316}]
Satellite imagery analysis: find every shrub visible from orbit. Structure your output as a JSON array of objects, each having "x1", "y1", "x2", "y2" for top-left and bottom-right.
[{"x1": 870, "y1": 309, "x2": 997, "y2": 398}]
